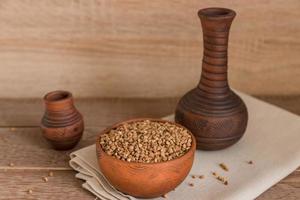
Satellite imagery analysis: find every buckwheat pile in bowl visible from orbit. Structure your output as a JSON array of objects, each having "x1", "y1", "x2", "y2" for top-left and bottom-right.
[{"x1": 99, "y1": 120, "x2": 192, "y2": 163}]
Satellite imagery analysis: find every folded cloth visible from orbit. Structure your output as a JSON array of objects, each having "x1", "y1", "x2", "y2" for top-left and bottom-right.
[{"x1": 70, "y1": 92, "x2": 300, "y2": 200}]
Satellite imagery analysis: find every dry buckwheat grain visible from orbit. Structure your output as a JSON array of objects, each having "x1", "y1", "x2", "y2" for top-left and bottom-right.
[{"x1": 99, "y1": 120, "x2": 192, "y2": 163}]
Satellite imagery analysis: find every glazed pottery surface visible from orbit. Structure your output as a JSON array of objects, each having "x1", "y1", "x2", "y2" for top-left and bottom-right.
[
  {"x1": 96, "y1": 118, "x2": 196, "y2": 198},
  {"x1": 41, "y1": 90, "x2": 84, "y2": 150},
  {"x1": 175, "y1": 8, "x2": 248, "y2": 150}
]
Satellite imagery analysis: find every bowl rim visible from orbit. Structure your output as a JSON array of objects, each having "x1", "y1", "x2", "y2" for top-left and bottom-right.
[{"x1": 96, "y1": 118, "x2": 196, "y2": 166}]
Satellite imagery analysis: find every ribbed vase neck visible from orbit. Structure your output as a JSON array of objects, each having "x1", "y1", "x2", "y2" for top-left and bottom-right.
[
  {"x1": 43, "y1": 90, "x2": 74, "y2": 112},
  {"x1": 197, "y1": 8, "x2": 235, "y2": 98},
  {"x1": 42, "y1": 91, "x2": 82, "y2": 127}
]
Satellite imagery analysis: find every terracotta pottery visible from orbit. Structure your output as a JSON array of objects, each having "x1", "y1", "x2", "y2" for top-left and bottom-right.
[
  {"x1": 96, "y1": 118, "x2": 196, "y2": 198},
  {"x1": 175, "y1": 8, "x2": 248, "y2": 150},
  {"x1": 41, "y1": 90, "x2": 84, "y2": 150}
]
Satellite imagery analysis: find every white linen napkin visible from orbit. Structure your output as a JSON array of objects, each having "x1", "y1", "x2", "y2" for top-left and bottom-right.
[{"x1": 69, "y1": 92, "x2": 300, "y2": 200}]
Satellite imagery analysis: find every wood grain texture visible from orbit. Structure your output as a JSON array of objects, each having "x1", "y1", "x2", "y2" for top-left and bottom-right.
[
  {"x1": 257, "y1": 171, "x2": 300, "y2": 200},
  {"x1": 0, "y1": 127, "x2": 99, "y2": 168},
  {"x1": 0, "y1": 170, "x2": 93, "y2": 200},
  {"x1": 0, "y1": 0, "x2": 299, "y2": 98},
  {"x1": 0, "y1": 98, "x2": 178, "y2": 127},
  {"x1": 0, "y1": 95, "x2": 299, "y2": 128}
]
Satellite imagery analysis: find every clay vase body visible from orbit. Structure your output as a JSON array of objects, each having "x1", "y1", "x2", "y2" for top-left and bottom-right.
[
  {"x1": 41, "y1": 91, "x2": 84, "y2": 150},
  {"x1": 175, "y1": 8, "x2": 248, "y2": 150}
]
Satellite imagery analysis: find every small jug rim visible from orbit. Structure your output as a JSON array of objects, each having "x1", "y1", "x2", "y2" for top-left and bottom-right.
[{"x1": 44, "y1": 90, "x2": 73, "y2": 105}]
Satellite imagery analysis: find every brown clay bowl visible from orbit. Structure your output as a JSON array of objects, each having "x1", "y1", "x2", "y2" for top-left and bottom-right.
[{"x1": 96, "y1": 118, "x2": 196, "y2": 198}]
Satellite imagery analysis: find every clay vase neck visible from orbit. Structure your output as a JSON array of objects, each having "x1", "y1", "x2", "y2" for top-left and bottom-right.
[
  {"x1": 41, "y1": 91, "x2": 84, "y2": 150},
  {"x1": 198, "y1": 8, "x2": 235, "y2": 98},
  {"x1": 42, "y1": 91, "x2": 81, "y2": 127},
  {"x1": 175, "y1": 8, "x2": 248, "y2": 151}
]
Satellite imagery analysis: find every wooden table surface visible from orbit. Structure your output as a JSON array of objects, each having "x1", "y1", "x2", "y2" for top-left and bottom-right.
[{"x1": 0, "y1": 95, "x2": 299, "y2": 200}]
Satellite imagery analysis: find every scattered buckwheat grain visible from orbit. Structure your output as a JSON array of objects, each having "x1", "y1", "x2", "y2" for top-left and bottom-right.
[
  {"x1": 99, "y1": 120, "x2": 192, "y2": 163},
  {"x1": 212, "y1": 172, "x2": 228, "y2": 185},
  {"x1": 199, "y1": 175, "x2": 204, "y2": 179},
  {"x1": 247, "y1": 160, "x2": 253, "y2": 165},
  {"x1": 43, "y1": 177, "x2": 48, "y2": 182},
  {"x1": 188, "y1": 183, "x2": 194, "y2": 187},
  {"x1": 27, "y1": 189, "x2": 33, "y2": 194},
  {"x1": 219, "y1": 163, "x2": 229, "y2": 171},
  {"x1": 48, "y1": 171, "x2": 53, "y2": 177},
  {"x1": 9, "y1": 162, "x2": 14, "y2": 167}
]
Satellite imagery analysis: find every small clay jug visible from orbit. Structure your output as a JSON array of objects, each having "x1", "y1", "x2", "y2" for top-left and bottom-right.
[
  {"x1": 175, "y1": 8, "x2": 248, "y2": 150},
  {"x1": 41, "y1": 90, "x2": 84, "y2": 150}
]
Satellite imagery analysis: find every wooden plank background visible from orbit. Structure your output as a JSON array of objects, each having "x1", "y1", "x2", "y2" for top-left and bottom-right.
[{"x1": 0, "y1": 0, "x2": 299, "y2": 98}]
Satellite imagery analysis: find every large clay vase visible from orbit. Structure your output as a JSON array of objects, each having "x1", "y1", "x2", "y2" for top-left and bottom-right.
[
  {"x1": 41, "y1": 90, "x2": 84, "y2": 150},
  {"x1": 175, "y1": 8, "x2": 248, "y2": 150}
]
